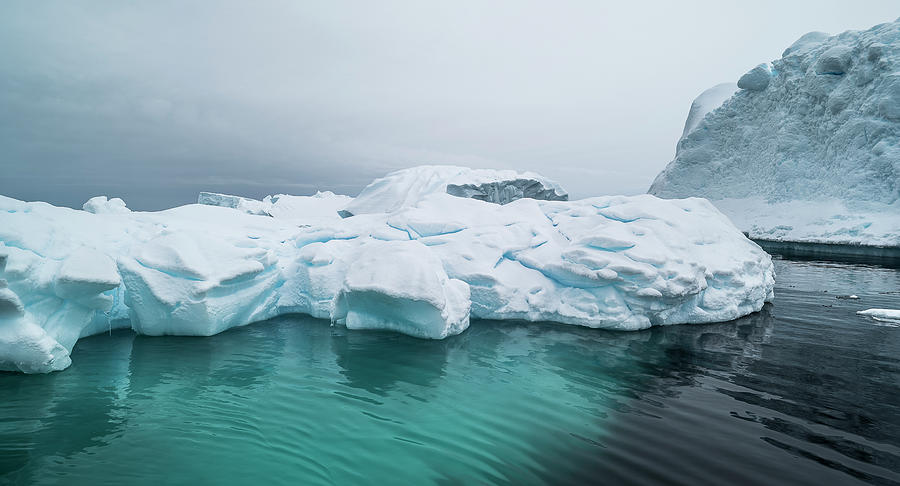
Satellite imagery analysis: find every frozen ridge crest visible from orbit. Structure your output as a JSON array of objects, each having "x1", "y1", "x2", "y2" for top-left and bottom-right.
[
  {"x1": 0, "y1": 166, "x2": 774, "y2": 373},
  {"x1": 650, "y1": 19, "x2": 900, "y2": 247}
]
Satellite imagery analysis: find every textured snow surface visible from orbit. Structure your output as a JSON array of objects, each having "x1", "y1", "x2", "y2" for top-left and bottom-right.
[
  {"x1": 0, "y1": 169, "x2": 774, "y2": 373},
  {"x1": 339, "y1": 165, "x2": 568, "y2": 217},
  {"x1": 681, "y1": 83, "x2": 739, "y2": 138},
  {"x1": 650, "y1": 19, "x2": 900, "y2": 247}
]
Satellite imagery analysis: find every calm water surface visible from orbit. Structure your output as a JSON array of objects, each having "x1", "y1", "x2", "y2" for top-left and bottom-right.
[{"x1": 2, "y1": 258, "x2": 899, "y2": 485}]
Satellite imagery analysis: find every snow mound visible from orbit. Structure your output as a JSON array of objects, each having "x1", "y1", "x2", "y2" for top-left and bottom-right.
[
  {"x1": 339, "y1": 165, "x2": 568, "y2": 217},
  {"x1": 0, "y1": 167, "x2": 774, "y2": 373},
  {"x1": 83, "y1": 196, "x2": 131, "y2": 214},
  {"x1": 650, "y1": 20, "x2": 900, "y2": 247}
]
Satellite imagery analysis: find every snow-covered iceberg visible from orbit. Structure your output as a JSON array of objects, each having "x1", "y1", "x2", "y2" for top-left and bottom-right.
[
  {"x1": 199, "y1": 191, "x2": 352, "y2": 222},
  {"x1": 0, "y1": 167, "x2": 774, "y2": 373},
  {"x1": 338, "y1": 165, "x2": 568, "y2": 217},
  {"x1": 650, "y1": 19, "x2": 900, "y2": 249}
]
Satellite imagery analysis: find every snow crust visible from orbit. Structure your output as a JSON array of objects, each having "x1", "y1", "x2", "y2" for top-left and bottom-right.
[
  {"x1": 0, "y1": 168, "x2": 774, "y2": 373},
  {"x1": 650, "y1": 20, "x2": 900, "y2": 247},
  {"x1": 339, "y1": 165, "x2": 568, "y2": 217}
]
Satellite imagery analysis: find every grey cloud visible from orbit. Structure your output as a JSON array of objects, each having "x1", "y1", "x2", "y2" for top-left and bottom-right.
[{"x1": 1, "y1": 1, "x2": 898, "y2": 209}]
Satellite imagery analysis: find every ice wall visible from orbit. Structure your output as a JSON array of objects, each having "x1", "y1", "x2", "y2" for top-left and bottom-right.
[{"x1": 650, "y1": 19, "x2": 900, "y2": 247}]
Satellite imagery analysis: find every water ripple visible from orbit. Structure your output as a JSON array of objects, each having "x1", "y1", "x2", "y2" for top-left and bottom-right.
[{"x1": 1, "y1": 258, "x2": 899, "y2": 484}]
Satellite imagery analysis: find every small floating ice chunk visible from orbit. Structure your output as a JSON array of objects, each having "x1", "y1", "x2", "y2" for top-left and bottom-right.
[{"x1": 857, "y1": 308, "x2": 900, "y2": 324}]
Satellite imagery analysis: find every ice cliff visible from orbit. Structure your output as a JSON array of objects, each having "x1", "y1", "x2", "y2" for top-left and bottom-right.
[
  {"x1": 0, "y1": 167, "x2": 774, "y2": 373},
  {"x1": 650, "y1": 19, "x2": 900, "y2": 247}
]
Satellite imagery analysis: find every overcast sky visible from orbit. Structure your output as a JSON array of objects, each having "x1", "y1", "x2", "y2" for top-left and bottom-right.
[{"x1": 1, "y1": 1, "x2": 897, "y2": 209}]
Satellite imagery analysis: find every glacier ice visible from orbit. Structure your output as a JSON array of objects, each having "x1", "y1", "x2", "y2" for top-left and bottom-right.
[
  {"x1": 650, "y1": 19, "x2": 900, "y2": 247},
  {"x1": 0, "y1": 167, "x2": 774, "y2": 373}
]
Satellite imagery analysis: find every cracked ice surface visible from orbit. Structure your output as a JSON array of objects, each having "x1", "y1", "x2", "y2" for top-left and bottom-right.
[{"x1": 0, "y1": 169, "x2": 773, "y2": 373}]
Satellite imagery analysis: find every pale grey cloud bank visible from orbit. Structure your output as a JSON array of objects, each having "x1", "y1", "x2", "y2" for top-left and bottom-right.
[{"x1": 1, "y1": 1, "x2": 897, "y2": 209}]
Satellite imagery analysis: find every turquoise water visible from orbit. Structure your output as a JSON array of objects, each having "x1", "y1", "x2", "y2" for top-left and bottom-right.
[{"x1": 2, "y1": 258, "x2": 900, "y2": 485}]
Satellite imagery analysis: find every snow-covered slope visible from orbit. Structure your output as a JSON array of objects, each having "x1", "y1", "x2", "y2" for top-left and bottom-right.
[
  {"x1": 339, "y1": 165, "x2": 568, "y2": 217},
  {"x1": 650, "y1": 19, "x2": 900, "y2": 247},
  {"x1": 0, "y1": 168, "x2": 774, "y2": 373}
]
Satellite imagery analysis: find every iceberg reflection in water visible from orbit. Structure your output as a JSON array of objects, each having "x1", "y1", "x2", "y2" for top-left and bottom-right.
[{"x1": 2, "y1": 258, "x2": 899, "y2": 485}]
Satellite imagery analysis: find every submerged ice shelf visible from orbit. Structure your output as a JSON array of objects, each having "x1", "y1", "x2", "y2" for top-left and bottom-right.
[{"x1": 0, "y1": 166, "x2": 774, "y2": 373}]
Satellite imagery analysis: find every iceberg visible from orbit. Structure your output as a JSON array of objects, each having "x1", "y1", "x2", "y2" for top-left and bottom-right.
[
  {"x1": 650, "y1": 19, "x2": 900, "y2": 250},
  {"x1": 198, "y1": 191, "x2": 352, "y2": 222},
  {"x1": 197, "y1": 192, "x2": 270, "y2": 215},
  {"x1": 338, "y1": 165, "x2": 568, "y2": 217},
  {"x1": 0, "y1": 167, "x2": 774, "y2": 373}
]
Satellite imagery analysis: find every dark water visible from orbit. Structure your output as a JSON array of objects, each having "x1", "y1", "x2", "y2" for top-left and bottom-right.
[{"x1": 2, "y1": 258, "x2": 899, "y2": 485}]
